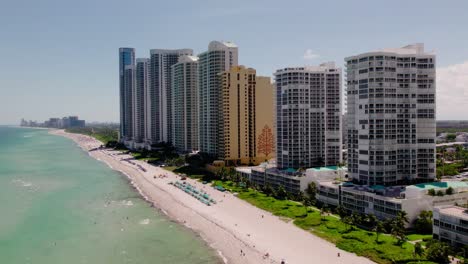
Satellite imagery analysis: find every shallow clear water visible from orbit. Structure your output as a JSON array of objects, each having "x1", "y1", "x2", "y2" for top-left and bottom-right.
[{"x1": 0, "y1": 127, "x2": 219, "y2": 264}]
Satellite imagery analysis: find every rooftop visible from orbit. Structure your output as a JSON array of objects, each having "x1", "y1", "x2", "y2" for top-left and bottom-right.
[
  {"x1": 438, "y1": 206, "x2": 468, "y2": 220},
  {"x1": 275, "y1": 62, "x2": 340, "y2": 74},
  {"x1": 345, "y1": 43, "x2": 435, "y2": 61},
  {"x1": 207, "y1": 40, "x2": 238, "y2": 51},
  {"x1": 150, "y1": 48, "x2": 193, "y2": 55},
  {"x1": 412, "y1": 181, "x2": 468, "y2": 190}
]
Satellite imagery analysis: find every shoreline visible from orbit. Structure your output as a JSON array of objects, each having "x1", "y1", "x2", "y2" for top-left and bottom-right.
[{"x1": 51, "y1": 129, "x2": 374, "y2": 264}]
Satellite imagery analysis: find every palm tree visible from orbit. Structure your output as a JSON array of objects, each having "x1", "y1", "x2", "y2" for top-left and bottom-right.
[
  {"x1": 374, "y1": 220, "x2": 385, "y2": 243},
  {"x1": 391, "y1": 212, "x2": 409, "y2": 246},
  {"x1": 414, "y1": 242, "x2": 424, "y2": 261},
  {"x1": 397, "y1": 211, "x2": 409, "y2": 225},
  {"x1": 351, "y1": 212, "x2": 361, "y2": 226},
  {"x1": 366, "y1": 214, "x2": 378, "y2": 228},
  {"x1": 320, "y1": 205, "x2": 330, "y2": 220},
  {"x1": 342, "y1": 216, "x2": 353, "y2": 232},
  {"x1": 336, "y1": 206, "x2": 347, "y2": 219}
]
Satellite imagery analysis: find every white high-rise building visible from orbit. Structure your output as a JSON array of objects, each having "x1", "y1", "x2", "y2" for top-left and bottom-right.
[
  {"x1": 198, "y1": 41, "x2": 238, "y2": 157},
  {"x1": 274, "y1": 63, "x2": 342, "y2": 169},
  {"x1": 171, "y1": 55, "x2": 199, "y2": 152},
  {"x1": 133, "y1": 58, "x2": 149, "y2": 148},
  {"x1": 148, "y1": 49, "x2": 193, "y2": 145},
  {"x1": 345, "y1": 43, "x2": 436, "y2": 185},
  {"x1": 119, "y1": 48, "x2": 135, "y2": 142}
]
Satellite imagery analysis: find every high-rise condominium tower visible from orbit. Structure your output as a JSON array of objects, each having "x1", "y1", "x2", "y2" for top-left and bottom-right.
[
  {"x1": 345, "y1": 43, "x2": 436, "y2": 185},
  {"x1": 133, "y1": 58, "x2": 149, "y2": 147},
  {"x1": 274, "y1": 63, "x2": 342, "y2": 169},
  {"x1": 171, "y1": 55, "x2": 199, "y2": 152},
  {"x1": 119, "y1": 48, "x2": 135, "y2": 141},
  {"x1": 123, "y1": 65, "x2": 135, "y2": 143},
  {"x1": 219, "y1": 66, "x2": 274, "y2": 165},
  {"x1": 148, "y1": 49, "x2": 193, "y2": 145},
  {"x1": 198, "y1": 41, "x2": 238, "y2": 157}
]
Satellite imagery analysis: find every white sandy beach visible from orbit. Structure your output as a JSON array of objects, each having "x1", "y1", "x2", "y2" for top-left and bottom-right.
[{"x1": 51, "y1": 130, "x2": 374, "y2": 264}]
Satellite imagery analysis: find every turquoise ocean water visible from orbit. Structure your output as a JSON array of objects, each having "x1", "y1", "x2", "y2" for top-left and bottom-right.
[{"x1": 0, "y1": 127, "x2": 219, "y2": 264}]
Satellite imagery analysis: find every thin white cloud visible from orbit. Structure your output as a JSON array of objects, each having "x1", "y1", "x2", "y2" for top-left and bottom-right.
[
  {"x1": 303, "y1": 49, "x2": 319, "y2": 60},
  {"x1": 437, "y1": 61, "x2": 468, "y2": 120}
]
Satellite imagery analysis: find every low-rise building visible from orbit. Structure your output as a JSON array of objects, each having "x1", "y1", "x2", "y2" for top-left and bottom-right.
[
  {"x1": 433, "y1": 205, "x2": 468, "y2": 247},
  {"x1": 316, "y1": 181, "x2": 468, "y2": 224},
  {"x1": 236, "y1": 163, "x2": 344, "y2": 194}
]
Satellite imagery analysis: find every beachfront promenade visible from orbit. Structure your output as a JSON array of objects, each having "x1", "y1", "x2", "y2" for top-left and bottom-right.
[{"x1": 52, "y1": 130, "x2": 374, "y2": 264}]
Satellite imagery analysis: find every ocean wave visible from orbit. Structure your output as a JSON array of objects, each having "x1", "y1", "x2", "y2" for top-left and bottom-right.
[
  {"x1": 217, "y1": 250, "x2": 228, "y2": 264},
  {"x1": 12, "y1": 179, "x2": 33, "y2": 188},
  {"x1": 139, "y1": 219, "x2": 150, "y2": 225},
  {"x1": 122, "y1": 200, "x2": 134, "y2": 206}
]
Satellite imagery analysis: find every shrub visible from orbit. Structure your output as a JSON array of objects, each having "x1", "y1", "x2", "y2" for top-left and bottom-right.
[
  {"x1": 445, "y1": 187, "x2": 454, "y2": 195},
  {"x1": 427, "y1": 188, "x2": 436, "y2": 196}
]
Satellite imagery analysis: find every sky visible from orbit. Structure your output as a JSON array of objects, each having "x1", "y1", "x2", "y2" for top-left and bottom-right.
[{"x1": 0, "y1": 0, "x2": 467, "y2": 125}]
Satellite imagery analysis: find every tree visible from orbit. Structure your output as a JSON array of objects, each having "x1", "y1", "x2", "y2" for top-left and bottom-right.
[
  {"x1": 336, "y1": 206, "x2": 347, "y2": 219},
  {"x1": 414, "y1": 210, "x2": 433, "y2": 234},
  {"x1": 365, "y1": 214, "x2": 378, "y2": 229},
  {"x1": 374, "y1": 220, "x2": 385, "y2": 243},
  {"x1": 263, "y1": 184, "x2": 276, "y2": 197},
  {"x1": 185, "y1": 152, "x2": 215, "y2": 168},
  {"x1": 351, "y1": 212, "x2": 362, "y2": 226},
  {"x1": 217, "y1": 166, "x2": 228, "y2": 180},
  {"x1": 257, "y1": 125, "x2": 275, "y2": 160},
  {"x1": 294, "y1": 191, "x2": 306, "y2": 202},
  {"x1": 426, "y1": 239, "x2": 451, "y2": 263},
  {"x1": 320, "y1": 205, "x2": 330, "y2": 220},
  {"x1": 436, "y1": 190, "x2": 444, "y2": 196},
  {"x1": 428, "y1": 188, "x2": 436, "y2": 196},
  {"x1": 167, "y1": 156, "x2": 185, "y2": 167},
  {"x1": 396, "y1": 211, "x2": 409, "y2": 226},
  {"x1": 391, "y1": 211, "x2": 409, "y2": 245},
  {"x1": 303, "y1": 197, "x2": 313, "y2": 206},
  {"x1": 391, "y1": 222, "x2": 407, "y2": 245},
  {"x1": 342, "y1": 216, "x2": 354, "y2": 232},
  {"x1": 457, "y1": 245, "x2": 468, "y2": 259},
  {"x1": 306, "y1": 182, "x2": 317, "y2": 199},
  {"x1": 446, "y1": 187, "x2": 454, "y2": 195},
  {"x1": 446, "y1": 133, "x2": 456, "y2": 142},
  {"x1": 414, "y1": 242, "x2": 424, "y2": 259},
  {"x1": 275, "y1": 185, "x2": 288, "y2": 200}
]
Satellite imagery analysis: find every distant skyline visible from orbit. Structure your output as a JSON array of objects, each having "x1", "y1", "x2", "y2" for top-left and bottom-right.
[{"x1": 1, "y1": 0, "x2": 468, "y2": 124}]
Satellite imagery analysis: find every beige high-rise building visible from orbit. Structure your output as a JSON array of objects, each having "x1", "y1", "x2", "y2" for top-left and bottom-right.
[{"x1": 219, "y1": 66, "x2": 274, "y2": 165}]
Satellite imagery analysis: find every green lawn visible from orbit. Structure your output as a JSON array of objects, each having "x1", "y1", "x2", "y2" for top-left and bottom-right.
[
  {"x1": 163, "y1": 166, "x2": 178, "y2": 172},
  {"x1": 213, "y1": 180, "x2": 437, "y2": 264},
  {"x1": 66, "y1": 126, "x2": 118, "y2": 144},
  {"x1": 407, "y1": 234, "x2": 433, "y2": 241},
  {"x1": 130, "y1": 152, "x2": 161, "y2": 162}
]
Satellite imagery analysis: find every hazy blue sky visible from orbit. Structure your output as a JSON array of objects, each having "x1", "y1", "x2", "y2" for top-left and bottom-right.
[{"x1": 1, "y1": 0, "x2": 467, "y2": 124}]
